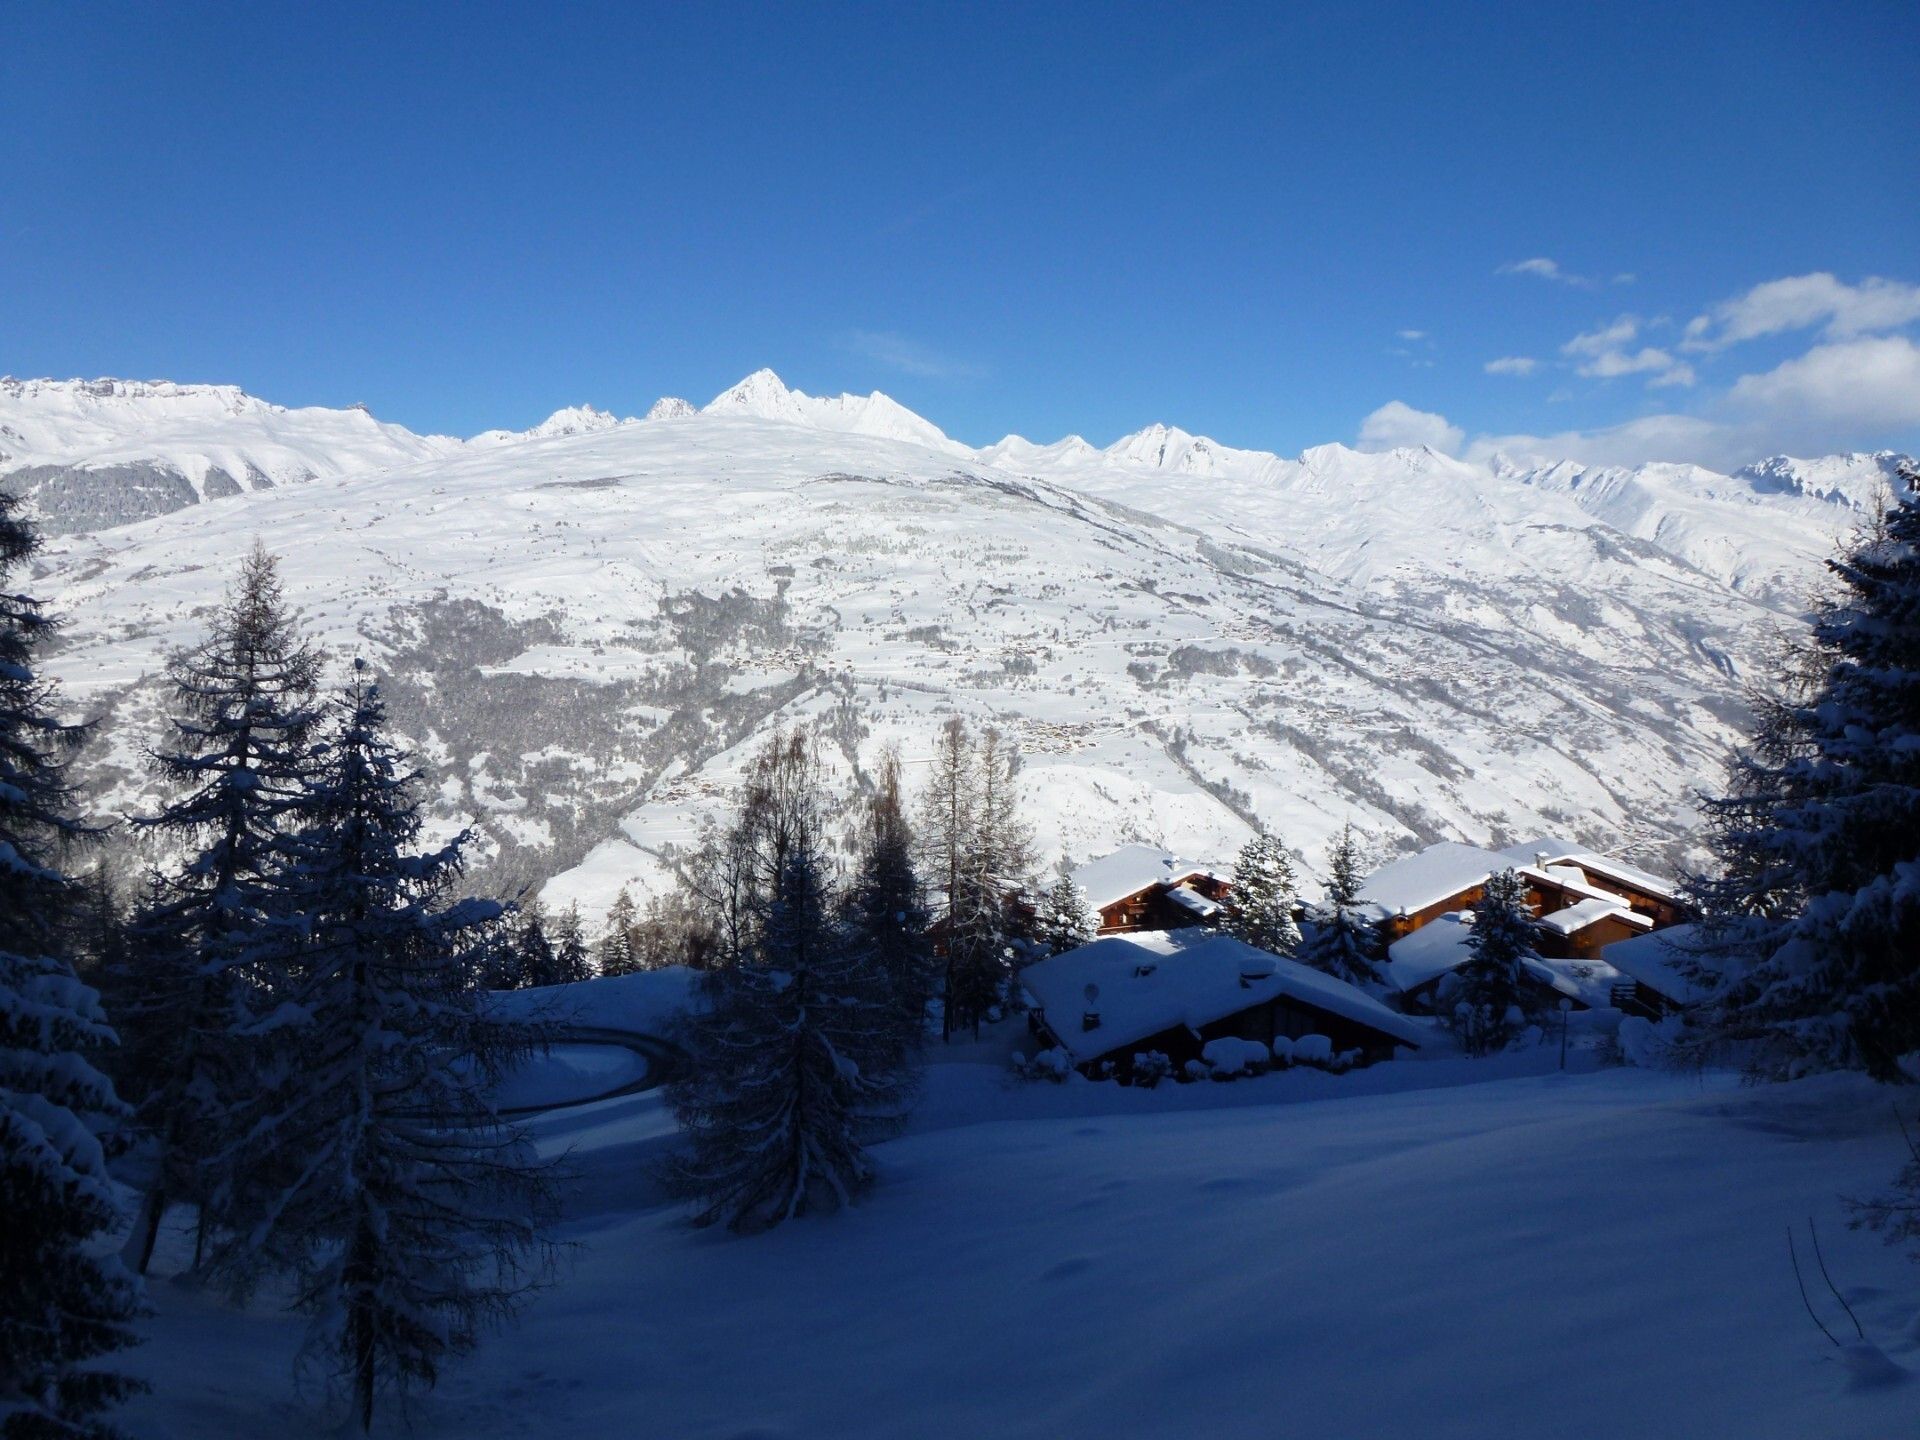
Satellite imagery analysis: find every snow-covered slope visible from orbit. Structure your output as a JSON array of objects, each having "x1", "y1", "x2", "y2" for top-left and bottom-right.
[
  {"x1": 0, "y1": 377, "x2": 461, "y2": 533},
  {"x1": 121, "y1": 1054, "x2": 1920, "y2": 1439},
  {"x1": 28, "y1": 374, "x2": 1878, "y2": 926}
]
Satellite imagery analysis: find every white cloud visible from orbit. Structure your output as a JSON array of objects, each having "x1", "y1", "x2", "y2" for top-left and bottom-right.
[
  {"x1": 1397, "y1": 328, "x2": 1428, "y2": 341},
  {"x1": 1726, "y1": 334, "x2": 1920, "y2": 430},
  {"x1": 1559, "y1": 315, "x2": 1693, "y2": 388},
  {"x1": 1683, "y1": 272, "x2": 1920, "y2": 351},
  {"x1": 1499, "y1": 257, "x2": 1595, "y2": 287},
  {"x1": 1484, "y1": 356, "x2": 1538, "y2": 376},
  {"x1": 1612, "y1": 272, "x2": 1637, "y2": 286},
  {"x1": 1460, "y1": 334, "x2": 1920, "y2": 471},
  {"x1": 1563, "y1": 315, "x2": 1643, "y2": 357},
  {"x1": 1356, "y1": 400, "x2": 1464, "y2": 455},
  {"x1": 842, "y1": 330, "x2": 984, "y2": 380},
  {"x1": 1465, "y1": 414, "x2": 1734, "y2": 470}
]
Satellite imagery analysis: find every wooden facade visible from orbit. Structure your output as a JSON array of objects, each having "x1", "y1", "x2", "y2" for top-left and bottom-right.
[{"x1": 1095, "y1": 873, "x2": 1233, "y2": 935}]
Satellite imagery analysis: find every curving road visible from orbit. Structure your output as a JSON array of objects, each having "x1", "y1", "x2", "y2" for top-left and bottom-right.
[{"x1": 495, "y1": 1027, "x2": 688, "y2": 1117}]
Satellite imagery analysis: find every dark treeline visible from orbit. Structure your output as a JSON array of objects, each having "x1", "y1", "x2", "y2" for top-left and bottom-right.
[{"x1": 3, "y1": 534, "x2": 560, "y2": 1436}]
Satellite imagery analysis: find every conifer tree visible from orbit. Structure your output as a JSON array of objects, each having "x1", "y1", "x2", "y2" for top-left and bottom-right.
[
  {"x1": 1449, "y1": 868, "x2": 1546, "y2": 1055},
  {"x1": 116, "y1": 540, "x2": 321, "y2": 1274},
  {"x1": 843, "y1": 749, "x2": 933, "y2": 1041},
  {"x1": 209, "y1": 665, "x2": 557, "y2": 1431},
  {"x1": 1034, "y1": 863, "x2": 1100, "y2": 955},
  {"x1": 1295, "y1": 824, "x2": 1384, "y2": 987},
  {"x1": 1225, "y1": 832, "x2": 1302, "y2": 955},
  {"x1": 668, "y1": 733, "x2": 916, "y2": 1230},
  {"x1": 550, "y1": 903, "x2": 592, "y2": 986},
  {"x1": 0, "y1": 491, "x2": 146, "y2": 1437},
  {"x1": 597, "y1": 885, "x2": 640, "y2": 977},
  {"x1": 1696, "y1": 471, "x2": 1920, "y2": 1081},
  {"x1": 512, "y1": 900, "x2": 559, "y2": 990}
]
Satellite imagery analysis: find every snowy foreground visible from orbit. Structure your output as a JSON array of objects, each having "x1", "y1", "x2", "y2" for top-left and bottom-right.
[{"x1": 122, "y1": 1032, "x2": 1916, "y2": 1439}]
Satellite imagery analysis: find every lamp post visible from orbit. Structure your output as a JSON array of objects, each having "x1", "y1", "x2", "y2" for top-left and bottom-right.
[{"x1": 1558, "y1": 997, "x2": 1573, "y2": 1070}]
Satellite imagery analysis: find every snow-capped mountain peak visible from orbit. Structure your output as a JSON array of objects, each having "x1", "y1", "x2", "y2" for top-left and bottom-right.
[
  {"x1": 470, "y1": 404, "x2": 632, "y2": 447},
  {"x1": 700, "y1": 369, "x2": 966, "y2": 455},
  {"x1": 645, "y1": 396, "x2": 697, "y2": 421}
]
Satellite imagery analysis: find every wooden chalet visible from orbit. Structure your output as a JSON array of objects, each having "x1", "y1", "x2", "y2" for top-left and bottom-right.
[
  {"x1": 1070, "y1": 844, "x2": 1232, "y2": 934},
  {"x1": 1020, "y1": 930, "x2": 1423, "y2": 1080},
  {"x1": 1365, "y1": 836, "x2": 1690, "y2": 1014}
]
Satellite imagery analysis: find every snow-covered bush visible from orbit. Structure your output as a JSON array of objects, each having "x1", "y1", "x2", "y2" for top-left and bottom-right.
[
  {"x1": 1292, "y1": 1033, "x2": 1334, "y2": 1066},
  {"x1": 1130, "y1": 1050, "x2": 1173, "y2": 1087},
  {"x1": 1270, "y1": 1035, "x2": 1296, "y2": 1067},
  {"x1": 1013, "y1": 1047, "x2": 1074, "y2": 1082},
  {"x1": 1183, "y1": 1059, "x2": 1210, "y2": 1082},
  {"x1": 1202, "y1": 1036, "x2": 1271, "y2": 1079},
  {"x1": 1617, "y1": 1014, "x2": 1689, "y2": 1069}
]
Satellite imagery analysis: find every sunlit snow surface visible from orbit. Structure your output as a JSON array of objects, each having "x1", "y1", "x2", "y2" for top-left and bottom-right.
[
  {"x1": 15, "y1": 373, "x2": 1909, "y2": 919},
  {"x1": 121, "y1": 1036, "x2": 1919, "y2": 1438}
]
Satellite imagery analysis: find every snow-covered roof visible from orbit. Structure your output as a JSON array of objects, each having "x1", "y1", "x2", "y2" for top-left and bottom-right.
[
  {"x1": 1498, "y1": 838, "x2": 1679, "y2": 903},
  {"x1": 1538, "y1": 896, "x2": 1652, "y2": 937},
  {"x1": 1357, "y1": 842, "x2": 1509, "y2": 919},
  {"x1": 1384, "y1": 910, "x2": 1627, "y2": 1007},
  {"x1": 1384, "y1": 911, "x2": 1476, "y2": 992},
  {"x1": 1022, "y1": 930, "x2": 1423, "y2": 1061},
  {"x1": 1166, "y1": 886, "x2": 1223, "y2": 918},
  {"x1": 1070, "y1": 844, "x2": 1217, "y2": 912},
  {"x1": 1601, "y1": 924, "x2": 1710, "y2": 1004}
]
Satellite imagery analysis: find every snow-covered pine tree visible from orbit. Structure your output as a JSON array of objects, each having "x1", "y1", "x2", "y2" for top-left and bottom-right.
[
  {"x1": 669, "y1": 733, "x2": 916, "y2": 1230},
  {"x1": 511, "y1": 900, "x2": 559, "y2": 990},
  {"x1": 1034, "y1": 862, "x2": 1100, "y2": 955},
  {"x1": 208, "y1": 665, "x2": 557, "y2": 1432},
  {"x1": 1695, "y1": 470, "x2": 1920, "y2": 1081},
  {"x1": 597, "y1": 885, "x2": 640, "y2": 977},
  {"x1": 0, "y1": 489, "x2": 147, "y2": 1438},
  {"x1": 1449, "y1": 868, "x2": 1546, "y2": 1055},
  {"x1": 1225, "y1": 832, "x2": 1302, "y2": 955},
  {"x1": 550, "y1": 903, "x2": 592, "y2": 986},
  {"x1": 1295, "y1": 824, "x2": 1385, "y2": 987},
  {"x1": 116, "y1": 539, "x2": 322, "y2": 1275},
  {"x1": 842, "y1": 748, "x2": 933, "y2": 1043}
]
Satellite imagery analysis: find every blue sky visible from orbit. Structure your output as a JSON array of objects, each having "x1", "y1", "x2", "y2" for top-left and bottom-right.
[{"x1": 3, "y1": 2, "x2": 1916, "y2": 467}]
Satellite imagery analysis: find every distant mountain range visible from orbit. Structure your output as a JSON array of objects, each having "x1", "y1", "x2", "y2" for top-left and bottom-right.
[{"x1": 7, "y1": 368, "x2": 1910, "y2": 921}]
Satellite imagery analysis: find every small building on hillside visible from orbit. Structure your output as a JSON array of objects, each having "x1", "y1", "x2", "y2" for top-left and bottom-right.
[
  {"x1": 1600, "y1": 923, "x2": 1710, "y2": 1018},
  {"x1": 1021, "y1": 929, "x2": 1424, "y2": 1078},
  {"x1": 1358, "y1": 838, "x2": 1676, "y2": 961},
  {"x1": 1071, "y1": 844, "x2": 1231, "y2": 934},
  {"x1": 1383, "y1": 910, "x2": 1625, "y2": 1013}
]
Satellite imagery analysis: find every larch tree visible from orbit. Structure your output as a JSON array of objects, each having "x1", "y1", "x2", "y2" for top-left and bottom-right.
[
  {"x1": 842, "y1": 748, "x2": 933, "y2": 1044},
  {"x1": 667, "y1": 732, "x2": 917, "y2": 1230},
  {"x1": 116, "y1": 539, "x2": 322, "y2": 1275},
  {"x1": 0, "y1": 491, "x2": 146, "y2": 1438},
  {"x1": 916, "y1": 719, "x2": 1035, "y2": 1039},
  {"x1": 1449, "y1": 868, "x2": 1546, "y2": 1056},
  {"x1": 1692, "y1": 471, "x2": 1920, "y2": 1081},
  {"x1": 1295, "y1": 824, "x2": 1385, "y2": 987},
  {"x1": 1225, "y1": 832, "x2": 1302, "y2": 956},
  {"x1": 208, "y1": 665, "x2": 558, "y2": 1432}
]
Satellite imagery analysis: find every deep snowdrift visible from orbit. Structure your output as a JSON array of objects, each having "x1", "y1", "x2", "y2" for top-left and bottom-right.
[{"x1": 120, "y1": 1055, "x2": 1917, "y2": 1439}]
